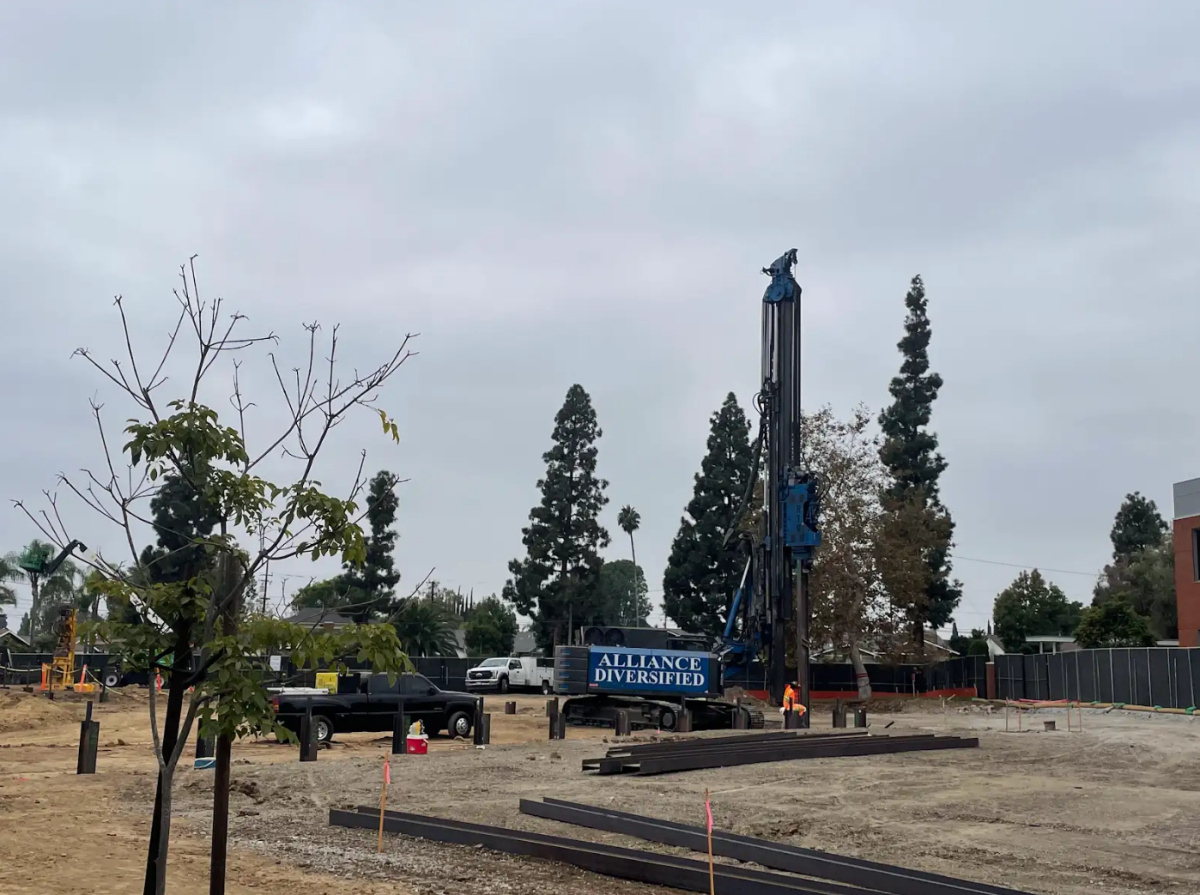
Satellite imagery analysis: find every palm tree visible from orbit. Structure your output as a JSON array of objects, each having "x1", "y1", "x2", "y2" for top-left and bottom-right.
[
  {"x1": 4, "y1": 540, "x2": 80, "y2": 641},
  {"x1": 392, "y1": 599, "x2": 460, "y2": 657},
  {"x1": 0, "y1": 555, "x2": 20, "y2": 608},
  {"x1": 617, "y1": 505, "x2": 641, "y2": 626}
]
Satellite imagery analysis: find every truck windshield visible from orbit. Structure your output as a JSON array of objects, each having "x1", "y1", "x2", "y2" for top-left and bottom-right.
[{"x1": 479, "y1": 658, "x2": 508, "y2": 667}]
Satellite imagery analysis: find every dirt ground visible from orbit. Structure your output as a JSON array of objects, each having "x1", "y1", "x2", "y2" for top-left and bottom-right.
[{"x1": 4, "y1": 689, "x2": 1200, "y2": 895}]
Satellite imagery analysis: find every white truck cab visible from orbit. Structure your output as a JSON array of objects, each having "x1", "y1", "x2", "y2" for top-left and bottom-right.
[{"x1": 466, "y1": 656, "x2": 554, "y2": 694}]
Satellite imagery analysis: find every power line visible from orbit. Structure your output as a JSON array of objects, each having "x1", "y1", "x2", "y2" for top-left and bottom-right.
[{"x1": 949, "y1": 553, "x2": 1098, "y2": 578}]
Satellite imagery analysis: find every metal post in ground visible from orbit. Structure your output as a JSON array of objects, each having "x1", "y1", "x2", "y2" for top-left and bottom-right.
[
  {"x1": 615, "y1": 710, "x2": 630, "y2": 737},
  {"x1": 300, "y1": 707, "x2": 318, "y2": 762},
  {"x1": 505, "y1": 701, "x2": 517, "y2": 715},
  {"x1": 392, "y1": 700, "x2": 408, "y2": 755},
  {"x1": 832, "y1": 701, "x2": 847, "y2": 728},
  {"x1": 677, "y1": 708, "x2": 692, "y2": 734},
  {"x1": 473, "y1": 697, "x2": 485, "y2": 746},
  {"x1": 76, "y1": 700, "x2": 99, "y2": 774},
  {"x1": 852, "y1": 706, "x2": 868, "y2": 728}
]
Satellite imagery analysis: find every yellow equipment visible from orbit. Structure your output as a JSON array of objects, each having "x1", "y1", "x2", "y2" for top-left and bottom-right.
[{"x1": 41, "y1": 605, "x2": 77, "y2": 692}]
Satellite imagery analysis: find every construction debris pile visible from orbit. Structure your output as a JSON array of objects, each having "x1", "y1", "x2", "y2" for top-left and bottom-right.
[
  {"x1": 581, "y1": 728, "x2": 979, "y2": 776},
  {"x1": 331, "y1": 797, "x2": 1032, "y2": 895}
]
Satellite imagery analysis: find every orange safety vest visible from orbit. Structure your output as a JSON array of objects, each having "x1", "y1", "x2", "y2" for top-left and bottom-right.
[{"x1": 783, "y1": 685, "x2": 807, "y2": 715}]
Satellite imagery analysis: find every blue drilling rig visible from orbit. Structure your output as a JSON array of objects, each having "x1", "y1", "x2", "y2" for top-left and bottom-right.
[{"x1": 554, "y1": 250, "x2": 820, "y2": 730}]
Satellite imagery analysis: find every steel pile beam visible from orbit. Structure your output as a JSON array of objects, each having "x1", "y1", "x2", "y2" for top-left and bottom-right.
[
  {"x1": 585, "y1": 733, "x2": 979, "y2": 776},
  {"x1": 583, "y1": 730, "x2": 871, "y2": 771},
  {"x1": 523, "y1": 798, "x2": 1034, "y2": 895},
  {"x1": 330, "y1": 806, "x2": 877, "y2": 895}
]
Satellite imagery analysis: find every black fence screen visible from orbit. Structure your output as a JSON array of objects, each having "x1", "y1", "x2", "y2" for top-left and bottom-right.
[
  {"x1": 994, "y1": 648, "x2": 1200, "y2": 709},
  {"x1": 11, "y1": 647, "x2": 1197, "y2": 707}
]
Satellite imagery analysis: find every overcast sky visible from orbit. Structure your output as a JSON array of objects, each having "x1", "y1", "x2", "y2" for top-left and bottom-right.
[{"x1": 2, "y1": 2, "x2": 1197, "y2": 639}]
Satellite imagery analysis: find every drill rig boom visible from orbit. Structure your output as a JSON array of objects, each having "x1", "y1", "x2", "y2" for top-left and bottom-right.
[{"x1": 719, "y1": 250, "x2": 820, "y2": 715}]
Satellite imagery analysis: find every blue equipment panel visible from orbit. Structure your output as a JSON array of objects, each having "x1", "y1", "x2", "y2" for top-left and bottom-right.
[{"x1": 585, "y1": 646, "x2": 720, "y2": 696}]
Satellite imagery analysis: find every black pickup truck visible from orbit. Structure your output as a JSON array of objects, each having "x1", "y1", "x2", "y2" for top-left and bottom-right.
[{"x1": 271, "y1": 672, "x2": 478, "y2": 745}]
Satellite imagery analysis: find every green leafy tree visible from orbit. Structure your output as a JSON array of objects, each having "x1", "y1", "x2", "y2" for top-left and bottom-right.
[
  {"x1": 1092, "y1": 533, "x2": 1176, "y2": 639},
  {"x1": 1075, "y1": 596, "x2": 1157, "y2": 648},
  {"x1": 463, "y1": 595, "x2": 519, "y2": 655},
  {"x1": 289, "y1": 576, "x2": 364, "y2": 611},
  {"x1": 16, "y1": 259, "x2": 414, "y2": 895},
  {"x1": 1109, "y1": 492, "x2": 1168, "y2": 561},
  {"x1": 597, "y1": 559, "x2": 652, "y2": 626},
  {"x1": 138, "y1": 468, "x2": 222, "y2": 587},
  {"x1": 798, "y1": 405, "x2": 945, "y2": 695},
  {"x1": 392, "y1": 598, "x2": 460, "y2": 656},
  {"x1": 503, "y1": 384, "x2": 610, "y2": 648},
  {"x1": 663, "y1": 392, "x2": 754, "y2": 637},
  {"x1": 336, "y1": 470, "x2": 401, "y2": 621},
  {"x1": 877, "y1": 275, "x2": 961, "y2": 650},
  {"x1": 991, "y1": 570, "x2": 1083, "y2": 651}
]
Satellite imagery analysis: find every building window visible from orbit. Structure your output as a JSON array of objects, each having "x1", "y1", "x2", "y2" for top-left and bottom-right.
[{"x1": 1194, "y1": 528, "x2": 1200, "y2": 582}]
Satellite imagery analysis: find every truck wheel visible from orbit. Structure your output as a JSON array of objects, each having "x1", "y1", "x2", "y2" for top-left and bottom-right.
[
  {"x1": 447, "y1": 711, "x2": 473, "y2": 739},
  {"x1": 541, "y1": 680, "x2": 552, "y2": 694},
  {"x1": 498, "y1": 676, "x2": 509, "y2": 694},
  {"x1": 313, "y1": 715, "x2": 334, "y2": 745},
  {"x1": 103, "y1": 670, "x2": 121, "y2": 689},
  {"x1": 658, "y1": 708, "x2": 677, "y2": 732}
]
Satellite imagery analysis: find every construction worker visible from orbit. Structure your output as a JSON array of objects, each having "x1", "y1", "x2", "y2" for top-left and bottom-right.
[{"x1": 781, "y1": 681, "x2": 807, "y2": 718}]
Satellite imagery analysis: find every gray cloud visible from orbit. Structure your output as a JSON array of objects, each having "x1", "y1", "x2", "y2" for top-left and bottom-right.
[{"x1": 2, "y1": 1, "x2": 1197, "y2": 635}]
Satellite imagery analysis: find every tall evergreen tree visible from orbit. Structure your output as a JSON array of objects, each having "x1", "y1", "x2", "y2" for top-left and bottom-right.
[
  {"x1": 340, "y1": 470, "x2": 402, "y2": 621},
  {"x1": 663, "y1": 392, "x2": 754, "y2": 637},
  {"x1": 1094, "y1": 493, "x2": 1175, "y2": 638},
  {"x1": 503, "y1": 384, "x2": 610, "y2": 647},
  {"x1": 877, "y1": 275, "x2": 961, "y2": 644},
  {"x1": 1109, "y1": 492, "x2": 1168, "y2": 561}
]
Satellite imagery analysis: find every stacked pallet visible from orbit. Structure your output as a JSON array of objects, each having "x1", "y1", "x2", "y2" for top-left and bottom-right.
[{"x1": 583, "y1": 728, "x2": 978, "y2": 776}]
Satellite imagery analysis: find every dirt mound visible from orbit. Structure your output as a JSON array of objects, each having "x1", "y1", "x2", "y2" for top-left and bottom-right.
[{"x1": 0, "y1": 689, "x2": 79, "y2": 734}]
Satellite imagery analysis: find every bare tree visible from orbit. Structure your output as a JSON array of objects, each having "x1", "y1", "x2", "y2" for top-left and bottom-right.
[
  {"x1": 800, "y1": 405, "x2": 941, "y2": 700},
  {"x1": 15, "y1": 257, "x2": 416, "y2": 895}
]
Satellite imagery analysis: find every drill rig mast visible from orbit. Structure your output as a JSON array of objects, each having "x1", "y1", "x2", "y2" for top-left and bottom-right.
[{"x1": 719, "y1": 250, "x2": 820, "y2": 718}]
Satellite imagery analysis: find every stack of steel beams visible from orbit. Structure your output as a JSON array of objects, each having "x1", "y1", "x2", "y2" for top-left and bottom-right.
[
  {"x1": 330, "y1": 801, "x2": 1032, "y2": 895},
  {"x1": 583, "y1": 729, "x2": 978, "y2": 776}
]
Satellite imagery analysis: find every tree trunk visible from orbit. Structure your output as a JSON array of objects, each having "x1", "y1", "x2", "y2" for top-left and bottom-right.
[
  {"x1": 143, "y1": 628, "x2": 190, "y2": 895},
  {"x1": 210, "y1": 554, "x2": 244, "y2": 895},
  {"x1": 848, "y1": 640, "x2": 872, "y2": 701},
  {"x1": 29, "y1": 574, "x2": 40, "y2": 641},
  {"x1": 628, "y1": 533, "x2": 638, "y2": 626},
  {"x1": 913, "y1": 618, "x2": 925, "y2": 660}
]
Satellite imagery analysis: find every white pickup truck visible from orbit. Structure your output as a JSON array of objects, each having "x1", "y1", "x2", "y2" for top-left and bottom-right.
[{"x1": 465, "y1": 656, "x2": 554, "y2": 694}]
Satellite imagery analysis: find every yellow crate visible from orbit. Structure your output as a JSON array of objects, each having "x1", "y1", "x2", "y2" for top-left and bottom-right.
[{"x1": 315, "y1": 672, "x2": 338, "y2": 693}]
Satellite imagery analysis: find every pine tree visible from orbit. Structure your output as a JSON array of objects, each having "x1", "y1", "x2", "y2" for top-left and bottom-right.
[
  {"x1": 663, "y1": 393, "x2": 754, "y2": 637},
  {"x1": 503, "y1": 384, "x2": 610, "y2": 647},
  {"x1": 877, "y1": 275, "x2": 961, "y2": 645},
  {"x1": 1094, "y1": 492, "x2": 1175, "y2": 638},
  {"x1": 138, "y1": 468, "x2": 221, "y2": 586},
  {"x1": 341, "y1": 470, "x2": 402, "y2": 621},
  {"x1": 1109, "y1": 492, "x2": 1168, "y2": 561}
]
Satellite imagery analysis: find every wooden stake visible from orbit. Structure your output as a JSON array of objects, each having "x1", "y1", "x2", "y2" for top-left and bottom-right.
[{"x1": 378, "y1": 755, "x2": 390, "y2": 853}]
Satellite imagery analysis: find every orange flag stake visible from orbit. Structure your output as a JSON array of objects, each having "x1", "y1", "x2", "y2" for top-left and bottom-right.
[
  {"x1": 378, "y1": 754, "x2": 391, "y2": 853},
  {"x1": 705, "y1": 788, "x2": 715, "y2": 895}
]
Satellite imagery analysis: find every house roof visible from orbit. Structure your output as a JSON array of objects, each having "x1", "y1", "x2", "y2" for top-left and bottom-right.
[
  {"x1": 285, "y1": 608, "x2": 356, "y2": 627},
  {"x1": 0, "y1": 627, "x2": 30, "y2": 648}
]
